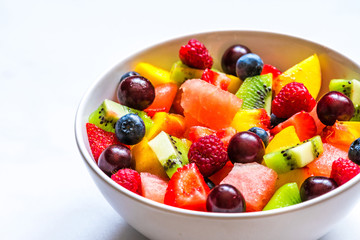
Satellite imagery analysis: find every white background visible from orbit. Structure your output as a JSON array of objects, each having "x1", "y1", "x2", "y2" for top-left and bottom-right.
[{"x1": 2, "y1": 0, "x2": 360, "y2": 239}]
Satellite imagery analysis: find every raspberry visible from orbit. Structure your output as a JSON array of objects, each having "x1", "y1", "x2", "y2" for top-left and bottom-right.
[
  {"x1": 272, "y1": 82, "x2": 316, "y2": 119},
  {"x1": 111, "y1": 168, "x2": 142, "y2": 194},
  {"x1": 179, "y1": 39, "x2": 213, "y2": 69},
  {"x1": 188, "y1": 135, "x2": 228, "y2": 177},
  {"x1": 330, "y1": 158, "x2": 360, "y2": 186}
]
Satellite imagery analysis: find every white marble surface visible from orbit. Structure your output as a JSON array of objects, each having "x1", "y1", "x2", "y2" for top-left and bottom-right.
[{"x1": 2, "y1": 0, "x2": 360, "y2": 239}]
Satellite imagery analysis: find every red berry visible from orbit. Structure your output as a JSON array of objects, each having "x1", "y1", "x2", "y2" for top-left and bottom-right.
[
  {"x1": 201, "y1": 68, "x2": 230, "y2": 91},
  {"x1": 188, "y1": 135, "x2": 228, "y2": 177},
  {"x1": 272, "y1": 82, "x2": 316, "y2": 118},
  {"x1": 179, "y1": 39, "x2": 213, "y2": 69},
  {"x1": 86, "y1": 123, "x2": 122, "y2": 163},
  {"x1": 111, "y1": 168, "x2": 142, "y2": 194},
  {"x1": 261, "y1": 64, "x2": 282, "y2": 79},
  {"x1": 164, "y1": 163, "x2": 210, "y2": 211},
  {"x1": 330, "y1": 158, "x2": 360, "y2": 186}
]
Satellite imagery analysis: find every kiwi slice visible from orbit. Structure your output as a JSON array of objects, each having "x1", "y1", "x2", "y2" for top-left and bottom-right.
[
  {"x1": 88, "y1": 99, "x2": 153, "y2": 133},
  {"x1": 263, "y1": 135, "x2": 323, "y2": 174},
  {"x1": 170, "y1": 61, "x2": 204, "y2": 84},
  {"x1": 235, "y1": 73, "x2": 272, "y2": 115},
  {"x1": 329, "y1": 79, "x2": 360, "y2": 121},
  {"x1": 263, "y1": 182, "x2": 301, "y2": 211},
  {"x1": 148, "y1": 131, "x2": 191, "y2": 178}
]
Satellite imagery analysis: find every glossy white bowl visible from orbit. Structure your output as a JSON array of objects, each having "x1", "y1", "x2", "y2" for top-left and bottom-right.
[{"x1": 75, "y1": 31, "x2": 360, "y2": 240}]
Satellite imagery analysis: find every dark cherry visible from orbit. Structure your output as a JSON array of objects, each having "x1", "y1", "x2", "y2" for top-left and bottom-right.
[
  {"x1": 206, "y1": 184, "x2": 246, "y2": 213},
  {"x1": 227, "y1": 131, "x2": 265, "y2": 164},
  {"x1": 98, "y1": 144, "x2": 132, "y2": 176},
  {"x1": 317, "y1": 91, "x2": 354, "y2": 126},
  {"x1": 117, "y1": 76, "x2": 155, "y2": 110},
  {"x1": 300, "y1": 176, "x2": 338, "y2": 201},
  {"x1": 221, "y1": 44, "x2": 252, "y2": 76}
]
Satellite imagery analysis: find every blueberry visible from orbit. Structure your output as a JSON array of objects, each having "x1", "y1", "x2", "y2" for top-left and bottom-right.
[
  {"x1": 235, "y1": 53, "x2": 264, "y2": 81},
  {"x1": 349, "y1": 138, "x2": 360, "y2": 164},
  {"x1": 248, "y1": 127, "x2": 269, "y2": 147},
  {"x1": 115, "y1": 113, "x2": 145, "y2": 145},
  {"x1": 270, "y1": 113, "x2": 286, "y2": 128},
  {"x1": 204, "y1": 177, "x2": 216, "y2": 190},
  {"x1": 119, "y1": 71, "x2": 140, "y2": 83}
]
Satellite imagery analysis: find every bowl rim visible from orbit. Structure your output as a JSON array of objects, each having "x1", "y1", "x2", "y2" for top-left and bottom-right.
[{"x1": 75, "y1": 30, "x2": 360, "y2": 219}]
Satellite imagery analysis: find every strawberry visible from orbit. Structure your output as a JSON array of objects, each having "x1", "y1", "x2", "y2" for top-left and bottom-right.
[
  {"x1": 330, "y1": 158, "x2": 360, "y2": 186},
  {"x1": 86, "y1": 123, "x2": 122, "y2": 163},
  {"x1": 201, "y1": 68, "x2": 231, "y2": 91},
  {"x1": 164, "y1": 163, "x2": 210, "y2": 211},
  {"x1": 261, "y1": 64, "x2": 282, "y2": 79},
  {"x1": 186, "y1": 126, "x2": 217, "y2": 143},
  {"x1": 270, "y1": 111, "x2": 317, "y2": 142},
  {"x1": 179, "y1": 39, "x2": 213, "y2": 69},
  {"x1": 111, "y1": 168, "x2": 142, "y2": 194},
  {"x1": 272, "y1": 82, "x2": 316, "y2": 118},
  {"x1": 215, "y1": 127, "x2": 237, "y2": 149},
  {"x1": 186, "y1": 126, "x2": 236, "y2": 149}
]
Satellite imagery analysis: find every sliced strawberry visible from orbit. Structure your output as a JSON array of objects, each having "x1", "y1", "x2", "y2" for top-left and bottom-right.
[
  {"x1": 270, "y1": 111, "x2": 317, "y2": 142},
  {"x1": 201, "y1": 68, "x2": 231, "y2": 91},
  {"x1": 186, "y1": 126, "x2": 217, "y2": 143},
  {"x1": 86, "y1": 123, "x2": 122, "y2": 163},
  {"x1": 208, "y1": 161, "x2": 234, "y2": 185},
  {"x1": 186, "y1": 126, "x2": 236, "y2": 149},
  {"x1": 164, "y1": 163, "x2": 210, "y2": 211},
  {"x1": 261, "y1": 64, "x2": 282, "y2": 79},
  {"x1": 215, "y1": 127, "x2": 237, "y2": 149}
]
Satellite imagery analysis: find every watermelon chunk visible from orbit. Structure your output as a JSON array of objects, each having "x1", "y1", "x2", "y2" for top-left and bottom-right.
[
  {"x1": 140, "y1": 172, "x2": 168, "y2": 204},
  {"x1": 307, "y1": 143, "x2": 348, "y2": 177},
  {"x1": 220, "y1": 162, "x2": 278, "y2": 212}
]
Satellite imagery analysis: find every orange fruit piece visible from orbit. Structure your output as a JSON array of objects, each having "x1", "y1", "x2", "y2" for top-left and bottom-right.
[
  {"x1": 144, "y1": 83, "x2": 178, "y2": 117},
  {"x1": 180, "y1": 79, "x2": 242, "y2": 130},
  {"x1": 321, "y1": 121, "x2": 360, "y2": 148}
]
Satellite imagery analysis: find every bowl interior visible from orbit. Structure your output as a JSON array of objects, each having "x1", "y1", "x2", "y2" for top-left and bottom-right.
[{"x1": 75, "y1": 30, "x2": 360, "y2": 217}]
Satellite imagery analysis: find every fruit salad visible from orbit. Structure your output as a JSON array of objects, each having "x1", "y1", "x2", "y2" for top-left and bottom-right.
[{"x1": 86, "y1": 38, "x2": 360, "y2": 213}]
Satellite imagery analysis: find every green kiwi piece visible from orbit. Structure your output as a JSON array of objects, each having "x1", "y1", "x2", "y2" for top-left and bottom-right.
[
  {"x1": 329, "y1": 79, "x2": 360, "y2": 121},
  {"x1": 88, "y1": 99, "x2": 153, "y2": 133},
  {"x1": 235, "y1": 73, "x2": 272, "y2": 115},
  {"x1": 170, "y1": 61, "x2": 204, "y2": 84},
  {"x1": 148, "y1": 131, "x2": 190, "y2": 178},
  {"x1": 263, "y1": 182, "x2": 301, "y2": 211},
  {"x1": 264, "y1": 136, "x2": 323, "y2": 174}
]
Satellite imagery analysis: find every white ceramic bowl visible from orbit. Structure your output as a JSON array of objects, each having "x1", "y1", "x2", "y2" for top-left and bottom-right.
[{"x1": 75, "y1": 31, "x2": 360, "y2": 240}]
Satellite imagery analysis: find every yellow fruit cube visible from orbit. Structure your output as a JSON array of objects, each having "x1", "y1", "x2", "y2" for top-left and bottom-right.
[
  {"x1": 132, "y1": 138, "x2": 169, "y2": 180},
  {"x1": 266, "y1": 126, "x2": 300, "y2": 154},
  {"x1": 134, "y1": 62, "x2": 177, "y2": 86},
  {"x1": 231, "y1": 108, "x2": 269, "y2": 132},
  {"x1": 273, "y1": 54, "x2": 321, "y2": 99},
  {"x1": 226, "y1": 74, "x2": 243, "y2": 94}
]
